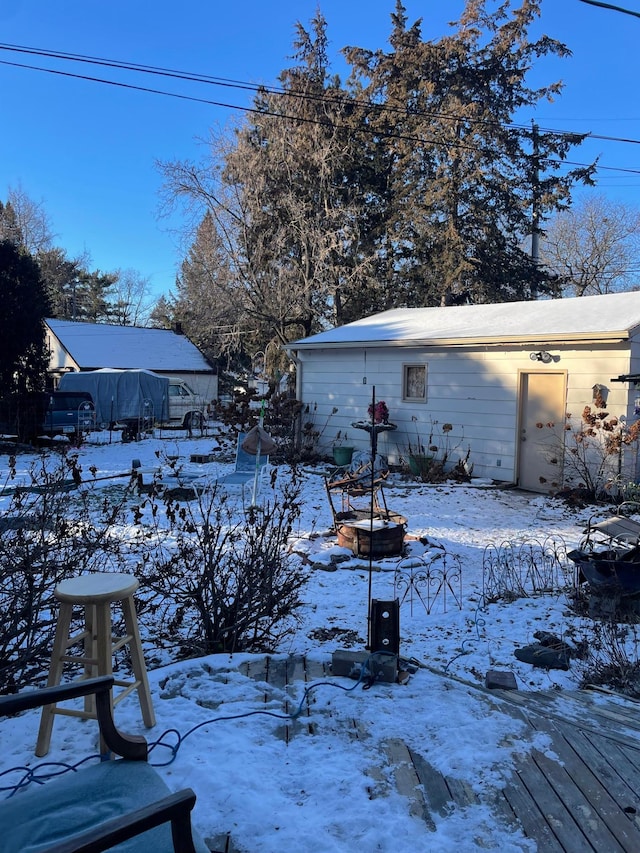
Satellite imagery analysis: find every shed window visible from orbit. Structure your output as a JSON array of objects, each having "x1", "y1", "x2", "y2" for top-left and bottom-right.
[{"x1": 403, "y1": 364, "x2": 427, "y2": 402}]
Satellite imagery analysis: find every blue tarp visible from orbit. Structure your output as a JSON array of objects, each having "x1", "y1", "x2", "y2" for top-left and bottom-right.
[{"x1": 58, "y1": 369, "x2": 170, "y2": 426}]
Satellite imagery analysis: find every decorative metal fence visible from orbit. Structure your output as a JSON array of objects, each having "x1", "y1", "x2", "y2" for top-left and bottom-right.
[
  {"x1": 482, "y1": 534, "x2": 573, "y2": 605},
  {"x1": 393, "y1": 550, "x2": 463, "y2": 616}
]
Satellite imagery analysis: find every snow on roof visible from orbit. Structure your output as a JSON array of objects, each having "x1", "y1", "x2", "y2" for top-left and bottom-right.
[
  {"x1": 46, "y1": 319, "x2": 212, "y2": 371},
  {"x1": 289, "y1": 291, "x2": 640, "y2": 349}
]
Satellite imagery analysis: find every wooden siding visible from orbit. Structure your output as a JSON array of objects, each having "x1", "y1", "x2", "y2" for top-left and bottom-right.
[
  {"x1": 46, "y1": 329, "x2": 79, "y2": 374},
  {"x1": 297, "y1": 339, "x2": 636, "y2": 483}
]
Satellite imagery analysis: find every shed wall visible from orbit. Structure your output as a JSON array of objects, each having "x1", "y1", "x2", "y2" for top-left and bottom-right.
[
  {"x1": 155, "y1": 372, "x2": 218, "y2": 406},
  {"x1": 297, "y1": 341, "x2": 636, "y2": 484}
]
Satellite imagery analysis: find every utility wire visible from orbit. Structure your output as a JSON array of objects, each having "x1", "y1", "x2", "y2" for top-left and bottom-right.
[
  {"x1": 2, "y1": 40, "x2": 638, "y2": 148},
  {"x1": 0, "y1": 41, "x2": 567, "y2": 138},
  {"x1": 1, "y1": 43, "x2": 639, "y2": 177},
  {"x1": 578, "y1": 0, "x2": 640, "y2": 19},
  {"x1": 2, "y1": 41, "x2": 639, "y2": 149},
  {"x1": 0, "y1": 57, "x2": 528, "y2": 157}
]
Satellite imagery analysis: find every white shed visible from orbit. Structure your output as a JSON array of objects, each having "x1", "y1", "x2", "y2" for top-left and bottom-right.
[{"x1": 286, "y1": 292, "x2": 640, "y2": 493}]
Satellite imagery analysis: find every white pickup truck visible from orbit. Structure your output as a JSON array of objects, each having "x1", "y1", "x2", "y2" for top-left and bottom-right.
[{"x1": 164, "y1": 380, "x2": 206, "y2": 430}]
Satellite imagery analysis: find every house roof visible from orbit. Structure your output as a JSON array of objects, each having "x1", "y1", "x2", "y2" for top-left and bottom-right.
[
  {"x1": 288, "y1": 291, "x2": 640, "y2": 350},
  {"x1": 46, "y1": 319, "x2": 213, "y2": 372}
]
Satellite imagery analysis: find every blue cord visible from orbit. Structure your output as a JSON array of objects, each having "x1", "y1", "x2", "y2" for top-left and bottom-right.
[
  {"x1": 0, "y1": 754, "x2": 101, "y2": 798},
  {"x1": 148, "y1": 654, "x2": 394, "y2": 767},
  {"x1": 1, "y1": 654, "x2": 392, "y2": 792}
]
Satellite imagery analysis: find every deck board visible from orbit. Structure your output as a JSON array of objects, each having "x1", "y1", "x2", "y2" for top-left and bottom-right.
[
  {"x1": 501, "y1": 767, "x2": 566, "y2": 853},
  {"x1": 230, "y1": 654, "x2": 640, "y2": 852}
]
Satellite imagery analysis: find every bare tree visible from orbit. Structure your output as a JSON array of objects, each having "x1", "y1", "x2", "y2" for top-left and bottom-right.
[
  {"x1": 540, "y1": 194, "x2": 640, "y2": 296},
  {"x1": 109, "y1": 268, "x2": 153, "y2": 325},
  {"x1": 5, "y1": 184, "x2": 54, "y2": 254},
  {"x1": 159, "y1": 12, "x2": 371, "y2": 354}
]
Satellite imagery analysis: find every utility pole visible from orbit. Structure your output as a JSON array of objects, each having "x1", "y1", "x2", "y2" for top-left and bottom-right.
[
  {"x1": 530, "y1": 121, "x2": 540, "y2": 299},
  {"x1": 531, "y1": 121, "x2": 540, "y2": 266}
]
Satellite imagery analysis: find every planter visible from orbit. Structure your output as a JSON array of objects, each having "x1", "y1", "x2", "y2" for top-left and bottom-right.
[
  {"x1": 332, "y1": 446, "x2": 355, "y2": 466},
  {"x1": 408, "y1": 454, "x2": 433, "y2": 477}
]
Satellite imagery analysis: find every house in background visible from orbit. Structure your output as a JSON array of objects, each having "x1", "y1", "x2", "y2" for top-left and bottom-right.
[
  {"x1": 45, "y1": 319, "x2": 218, "y2": 405},
  {"x1": 286, "y1": 291, "x2": 640, "y2": 493}
]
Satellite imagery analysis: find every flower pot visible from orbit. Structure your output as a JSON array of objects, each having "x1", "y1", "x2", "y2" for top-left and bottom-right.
[
  {"x1": 408, "y1": 454, "x2": 433, "y2": 477},
  {"x1": 332, "y1": 446, "x2": 355, "y2": 466}
]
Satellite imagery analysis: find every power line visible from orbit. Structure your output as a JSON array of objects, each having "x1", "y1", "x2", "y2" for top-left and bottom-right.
[
  {"x1": 0, "y1": 57, "x2": 528, "y2": 157},
  {"x1": 0, "y1": 40, "x2": 621, "y2": 144},
  {"x1": 0, "y1": 42, "x2": 266, "y2": 96},
  {"x1": 0, "y1": 40, "x2": 552, "y2": 139},
  {"x1": 1, "y1": 43, "x2": 640, "y2": 177},
  {"x1": 0, "y1": 58, "x2": 255, "y2": 116},
  {"x1": 578, "y1": 0, "x2": 640, "y2": 19}
]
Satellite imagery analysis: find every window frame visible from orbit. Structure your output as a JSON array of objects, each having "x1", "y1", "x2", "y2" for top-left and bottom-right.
[{"x1": 402, "y1": 363, "x2": 428, "y2": 403}]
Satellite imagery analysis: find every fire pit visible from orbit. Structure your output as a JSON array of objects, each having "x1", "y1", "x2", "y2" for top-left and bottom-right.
[{"x1": 337, "y1": 518, "x2": 406, "y2": 558}]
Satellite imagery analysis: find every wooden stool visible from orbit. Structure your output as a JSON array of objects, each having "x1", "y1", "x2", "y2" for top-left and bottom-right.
[{"x1": 36, "y1": 573, "x2": 156, "y2": 757}]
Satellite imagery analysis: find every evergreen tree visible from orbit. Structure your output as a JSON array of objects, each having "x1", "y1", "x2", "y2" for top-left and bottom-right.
[
  {"x1": 343, "y1": 0, "x2": 592, "y2": 306},
  {"x1": 37, "y1": 247, "x2": 85, "y2": 319},
  {"x1": 173, "y1": 211, "x2": 244, "y2": 363},
  {"x1": 0, "y1": 240, "x2": 51, "y2": 393},
  {"x1": 161, "y1": 11, "x2": 368, "y2": 348},
  {"x1": 75, "y1": 269, "x2": 117, "y2": 323},
  {"x1": 221, "y1": 10, "x2": 363, "y2": 340},
  {"x1": 149, "y1": 294, "x2": 175, "y2": 329},
  {"x1": 0, "y1": 201, "x2": 23, "y2": 246},
  {"x1": 161, "y1": 0, "x2": 593, "y2": 367}
]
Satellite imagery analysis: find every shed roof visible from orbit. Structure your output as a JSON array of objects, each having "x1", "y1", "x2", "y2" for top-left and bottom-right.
[
  {"x1": 289, "y1": 291, "x2": 640, "y2": 350},
  {"x1": 46, "y1": 319, "x2": 213, "y2": 372}
]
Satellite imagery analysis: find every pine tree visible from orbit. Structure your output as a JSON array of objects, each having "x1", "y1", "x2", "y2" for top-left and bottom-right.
[
  {"x1": 223, "y1": 10, "x2": 364, "y2": 339},
  {"x1": 343, "y1": 0, "x2": 592, "y2": 306},
  {"x1": 161, "y1": 0, "x2": 593, "y2": 367},
  {"x1": 0, "y1": 240, "x2": 51, "y2": 393},
  {"x1": 149, "y1": 294, "x2": 175, "y2": 329},
  {"x1": 0, "y1": 201, "x2": 23, "y2": 246},
  {"x1": 173, "y1": 211, "x2": 243, "y2": 363}
]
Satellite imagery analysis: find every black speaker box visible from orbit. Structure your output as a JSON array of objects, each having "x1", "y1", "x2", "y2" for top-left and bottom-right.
[{"x1": 369, "y1": 598, "x2": 400, "y2": 655}]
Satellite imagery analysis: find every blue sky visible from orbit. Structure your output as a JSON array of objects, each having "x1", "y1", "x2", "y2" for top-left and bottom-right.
[{"x1": 1, "y1": 0, "x2": 639, "y2": 302}]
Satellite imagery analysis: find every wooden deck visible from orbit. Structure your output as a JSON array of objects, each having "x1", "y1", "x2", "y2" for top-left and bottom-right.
[
  {"x1": 211, "y1": 656, "x2": 640, "y2": 853},
  {"x1": 487, "y1": 686, "x2": 640, "y2": 852}
]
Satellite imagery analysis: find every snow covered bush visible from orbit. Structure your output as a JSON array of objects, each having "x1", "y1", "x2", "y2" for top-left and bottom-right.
[
  {"x1": 136, "y1": 471, "x2": 308, "y2": 655},
  {"x1": 0, "y1": 452, "x2": 133, "y2": 694},
  {"x1": 563, "y1": 406, "x2": 640, "y2": 500}
]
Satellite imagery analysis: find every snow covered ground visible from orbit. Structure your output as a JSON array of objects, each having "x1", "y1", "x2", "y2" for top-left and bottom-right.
[{"x1": 0, "y1": 431, "x2": 618, "y2": 851}]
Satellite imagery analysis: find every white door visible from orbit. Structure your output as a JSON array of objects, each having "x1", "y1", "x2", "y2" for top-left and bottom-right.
[{"x1": 518, "y1": 371, "x2": 566, "y2": 493}]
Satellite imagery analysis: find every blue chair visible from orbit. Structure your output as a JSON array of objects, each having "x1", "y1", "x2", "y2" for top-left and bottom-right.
[
  {"x1": 0, "y1": 677, "x2": 211, "y2": 853},
  {"x1": 214, "y1": 431, "x2": 272, "y2": 502}
]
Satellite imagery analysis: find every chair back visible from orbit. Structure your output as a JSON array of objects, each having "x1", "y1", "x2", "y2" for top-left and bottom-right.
[{"x1": 236, "y1": 431, "x2": 269, "y2": 473}]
